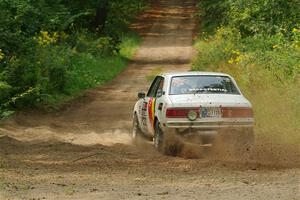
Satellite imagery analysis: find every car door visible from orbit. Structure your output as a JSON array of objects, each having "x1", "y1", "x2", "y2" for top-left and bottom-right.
[
  {"x1": 153, "y1": 77, "x2": 165, "y2": 127},
  {"x1": 141, "y1": 76, "x2": 164, "y2": 135}
]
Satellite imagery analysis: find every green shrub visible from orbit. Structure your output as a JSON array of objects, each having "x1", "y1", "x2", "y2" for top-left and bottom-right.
[
  {"x1": 194, "y1": 27, "x2": 300, "y2": 77},
  {"x1": 196, "y1": 0, "x2": 230, "y2": 33},
  {"x1": 197, "y1": 0, "x2": 300, "y2": 37},
  {"x1": 0, "y1": 82, "x2": 12, "y2": 102},
  {"x1": 40, "y1": 32, "x2": 141, "y2": 106},
  {"x1": 0, "y1": 0, "x2": 145, "y2": 116}
]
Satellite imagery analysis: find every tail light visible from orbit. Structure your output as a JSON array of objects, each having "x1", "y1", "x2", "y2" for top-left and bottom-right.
[
  {"x1": 166, "y1": 107, "x2": 253, "y2": 118},
  {"x1": 221, "y1": 107, "x2": 253, "y2": 118},
  {"x1": 166, "y1": 108, "x2": 199, "y2": 118}
]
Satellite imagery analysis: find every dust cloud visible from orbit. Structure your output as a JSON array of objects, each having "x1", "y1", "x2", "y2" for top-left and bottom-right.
[{"x1": 150, "y1": 127, "x2": 300, "y2": 168}]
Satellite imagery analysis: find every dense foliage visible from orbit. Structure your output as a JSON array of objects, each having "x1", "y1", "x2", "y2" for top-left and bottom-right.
[
  {"x1": 195, "y1": 0, "x2": 300, "y2": 76},
  {"x1": 0, "y1": 0, "x2": 145, "y2": 117},
  {"x1": 197, "y1": 0, "x2": 300, "y2": 36},
  {"x1": 194, "y1": 0, "x2": 300, "y2": 143}
]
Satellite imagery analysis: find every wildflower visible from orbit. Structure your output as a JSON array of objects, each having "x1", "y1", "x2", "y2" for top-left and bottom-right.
[
  {"x1": 231, "y1": 49, "x2": 240, "y2": 55},
  {"x1": 292, "y1": 28, "x2": 299, "y2": 33},
  {"x1": 228, "y1": 58, "x2": 234, "y2": 64},
  {"x1": 292, "y1": 43, "x2": 299, "y2": 49},
  {"x1": 272, "y1": 45, "x2": 278, "y2": 49},
  {"x1": 235, "y1": 56, "x2": 241, "y2": 63},
  {"x1": 0, "y1": 49, "x2": 4, "y2": 61},
  {"x1": 36, "y1": 31, "x2": 59, "y2": 47}
]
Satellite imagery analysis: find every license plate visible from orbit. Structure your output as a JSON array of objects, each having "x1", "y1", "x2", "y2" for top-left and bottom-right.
[{"x1": 200, "y1": 107, "x2": 221, "y2": 118}]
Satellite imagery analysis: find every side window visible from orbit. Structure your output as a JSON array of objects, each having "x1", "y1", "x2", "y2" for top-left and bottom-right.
[
  {"x1": 147, "y1": 76, "x2": 163, "y2": 97},
  {"x1": 156, "y1": 78, "x2": 164, "y2": 96}
]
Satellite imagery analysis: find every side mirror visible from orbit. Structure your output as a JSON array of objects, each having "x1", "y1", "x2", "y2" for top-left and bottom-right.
[
  {"x1": 138, "y1": 91, "x2": 145, "y2": 99},
  {"x1": 156, "y1": 89, "x2": 163, "y2": 98}
]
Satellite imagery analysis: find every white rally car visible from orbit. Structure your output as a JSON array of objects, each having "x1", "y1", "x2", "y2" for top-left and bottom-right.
[{"x1": 133, "y1": 72, "x2": 254, "y2": 155}]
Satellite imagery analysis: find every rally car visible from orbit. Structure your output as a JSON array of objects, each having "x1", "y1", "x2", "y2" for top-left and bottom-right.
[{"x1": 132, "y1": 72, "x2": 254, "y2": 155}]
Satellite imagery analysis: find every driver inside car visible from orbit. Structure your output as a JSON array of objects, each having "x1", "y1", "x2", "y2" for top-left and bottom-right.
[{"x1": 170, "y1": 78, "x2": 192, "y2": 94}]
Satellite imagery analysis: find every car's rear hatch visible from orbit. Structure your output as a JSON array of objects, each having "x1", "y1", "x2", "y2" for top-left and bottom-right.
[{"x1": 168, "y1": 94, "x2": 251, "y2": 107}]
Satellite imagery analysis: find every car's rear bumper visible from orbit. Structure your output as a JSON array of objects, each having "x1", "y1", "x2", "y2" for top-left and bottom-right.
[
  {"x1": 165, "y1": 121, "x2": 253, "y2": 129},
  {"x1": 164, "y1": 118, "x2": 254, "y2": 129},
  {"x1": 162, "y1": 120, "x2": 254, "y2": 144}
]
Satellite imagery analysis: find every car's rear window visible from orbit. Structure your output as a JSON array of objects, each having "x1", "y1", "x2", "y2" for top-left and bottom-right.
[{"x1": 169, "y1": 75, "x2": 240, "y2": 95}]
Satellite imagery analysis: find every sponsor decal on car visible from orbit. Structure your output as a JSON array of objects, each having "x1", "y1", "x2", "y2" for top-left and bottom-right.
[{"x1": 148, "y1": 98, "x2": 156, "y2": 128}]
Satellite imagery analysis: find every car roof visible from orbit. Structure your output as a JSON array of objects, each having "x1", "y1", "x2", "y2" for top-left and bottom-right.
[{"x1": 160, "y1": 71, "x2": 231, "y2": 78}]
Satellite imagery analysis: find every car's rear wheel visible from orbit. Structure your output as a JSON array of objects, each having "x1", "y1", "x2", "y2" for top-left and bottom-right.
[
  {"x1": 132, "y1": 113, "x2": 143, "y2": 145},
  {"x1": 154, "y1": 120, "x2": 164, "y2": 152},
  {"x1": 154, "y1": 121, "x2": 182, "y2": 156}
]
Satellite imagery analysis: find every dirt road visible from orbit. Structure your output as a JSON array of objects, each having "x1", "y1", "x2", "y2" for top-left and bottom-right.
[{"x1": 0, "y1": 0, "x2": 299, "y2": 199}]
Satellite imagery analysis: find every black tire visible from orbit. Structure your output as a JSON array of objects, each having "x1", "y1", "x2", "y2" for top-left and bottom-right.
[
  {"x1": 132, "y1": 113, "x2": 144, "y2": 145},
  {"x1": 154, "y1": 120, "x2": 164, "y2": 152},
  {"x1": 154, "y1": 120, "x2": 182, "y2": 156}
]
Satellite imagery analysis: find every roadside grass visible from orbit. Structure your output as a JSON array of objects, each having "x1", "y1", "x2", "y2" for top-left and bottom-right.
[
  {"x1": 39, "y1": 32, "x2": 141, "y2": 109},
  {"x1": 119, "y1": 32, "x2": 141, "y2": 59}
]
